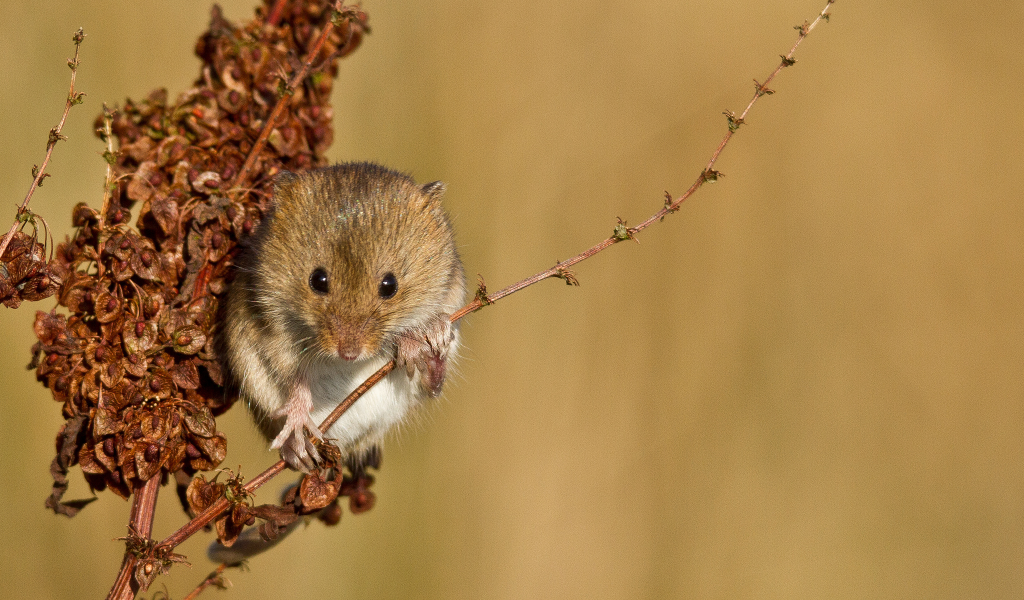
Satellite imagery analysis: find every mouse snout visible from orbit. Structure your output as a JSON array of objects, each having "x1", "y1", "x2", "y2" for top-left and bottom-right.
[
  {"x1": 337, "y1": 335, "x2": 363, "y2": 361},
  {"x1": 338, "y1": 343, "x2": 361, "y2": 361},
  {"x1": 334, "y1": 319, "x2": 367, "y2": 361}
]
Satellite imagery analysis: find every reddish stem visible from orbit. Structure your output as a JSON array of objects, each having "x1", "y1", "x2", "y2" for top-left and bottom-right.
[
  {"x1": 155, "y1": 360, "x2": 393, "y2": 551},
  {"x1": 183, "y1": 564, "x2": 228, "y2": 599},
  {"x1": 267, "y1": 0, "x2": 289, "y2": 26},
  {"x1": 106, "y1": 475, "x2": 161, "y2": 600}
]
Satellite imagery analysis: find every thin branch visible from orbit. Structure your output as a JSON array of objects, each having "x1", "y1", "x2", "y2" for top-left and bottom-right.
[
  {"x1": 155, "y1": 362, "x2": 393, "y2": 551},
  {"x1": 183, "y1": 564, "x2": 230, "y2": 600},
  {"x1": 107, "y1": 475, "x2": 161, "y2": 600},
  {"x1": 98, "y1": 104, "x2": 116, "y2": 222},
  {"x1": 151, "y1": 0, "x2": 837, "y2": 558},
  {"x1": 0, "y1": 28, "x2": 86, "y2": 260},
  {"x1": 267, "y1": 0, "x2": 290, "y2": 26},
  {"x1": 231, "y1": 1, "x2": 352, "y2": 189},
  {"x1": 457, "y1": 1, "x2": 837, "y2": 313}
]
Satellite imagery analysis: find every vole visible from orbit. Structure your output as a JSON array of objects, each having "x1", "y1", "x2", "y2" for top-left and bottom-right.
[{"x1": 224, "y1": 162, "x2": 466, "y2": 472}]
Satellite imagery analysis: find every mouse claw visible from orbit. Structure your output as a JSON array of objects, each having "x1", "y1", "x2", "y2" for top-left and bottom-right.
[
  {"x1": 277, "y1": 435, "x2": 320, "y2": 473},
  {"x1": 269, "y1": 384, "x2": 324, "y2": 472},
  {"x1": 397, "y1": 314, "x2": 455, "y2": 397}
]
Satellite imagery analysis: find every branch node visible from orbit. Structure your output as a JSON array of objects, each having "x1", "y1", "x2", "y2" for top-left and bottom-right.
[
  {"x1": 553, "y1": 262, "x2": 580, "y2": 286},
  {"x1": 474, "y1": 275, "x2": 492, "y2": 305},
  {"x1": 612, "y1": 217, "x2": 639, "y2": 244},
  {"x1": 723, "y1": 110, "x2": 744, "y2": 132},
  {"x1": 661, "y1": 190, "x2": 680, "y2": 222},
  {"x1": 47, "y1": 127, "x2": 67, "y2": 148},
  {"x1": 30, "y1": 166, "x2": 52, "y2": 186},
  {"x1": 754, "y1": 79, "x2": 775, "y2": 97},
  {"x1": 780, "y1": 54, "x2": 797, "y2": 67},
  {"x1": 702, "y1": 168, "x2": 724, "y2": 183}
]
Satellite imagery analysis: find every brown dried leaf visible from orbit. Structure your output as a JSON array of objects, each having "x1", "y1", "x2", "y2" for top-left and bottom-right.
[
  {"x1": 190, "y1": 433, "x2": 227, "y2": 470},
  {"x1": 183, "y1": 406, "x2": 216, "y2": 438},
  {"x1": 129, "y1": 247, "x2": 160, "y2": 281},
  {"x1": 165, "y1": 436, "x2": 187, "y2": 474},
  {"x1": 185, "y1": 473, "x2": 225, "y2": 514},
  {"x1": 33, "y1": 310, "x2": 67, "y2": 346},
  {"x1": 170, "y1": 360, "x2": 200, "y2": 389},
  {"x1": 121, "y1": 136, "x2": 156, "y2": 162},
  {"x1": 122, "y1": 318, "x2": 157, "y2": 355},
  {"x1": 299, "y1": 470, "x2": 341, "y2": 511},
  {"x1": 94, "y1": 438, "x2": 119, "y2": 473},
  {"x1": 100, "y1": 360, "x2": 125, "y2": 388},
  {"x1": 155, "y1": 135, "x2": 189, "y2": 167},
  {"x1": 216, "y1": 506, "x2": 246, "y2": 547},
  {"x1": 92, "y1": 407, "x2": 122, "y2": 437},
  {"x1": 93, "y1": 290, "x2": 123, "y2": 323},
  {"x1": 250, "y1": 504, "x2": 299, "y2": 541},
  {"x1": 148, "y1": 192, "x2": 181, "y2": 236},
  {"x1": 127, "y1": 161, "x2": 160, "y2": 203},
  {"x1": 78, "y1": 445, "x2": 105, "y2": 475},
  {"x1": 142, "y1": 369, "x2": 174, "y2": 399}
]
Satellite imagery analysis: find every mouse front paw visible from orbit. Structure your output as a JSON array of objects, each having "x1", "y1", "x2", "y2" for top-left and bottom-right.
[
  {"x1": 270, "y1": 383, "x2": 325, "y2": 472},
  {"x1": 397, "y1": 315, "x2": 456, "y2": 397}
]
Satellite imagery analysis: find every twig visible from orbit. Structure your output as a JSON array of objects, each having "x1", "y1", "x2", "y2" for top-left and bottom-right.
[
  {"x1": 231, "y1": 1, "x2": 352, "y2": 189},
  {"x1": 107, "y1": 475, "x2": 161, "y2": 600},
  {"x1": 455, "y1": 0, "x2": 836, "y2": 318},
  {"x1": 155, "y1": 363, "x2": 393, "y2": 551},
  {"x1": 267, "y1": 0, "x2": 290, "y2": 26},
  {"x1": 0, "y1": 28, "x2": 86, "y2": 260},
  {"x1": 183, "y1": 564, "x2": 230, "y2": 600},
  {"x1": 151, "y1": 0, "x2": 837, "y2": 558},
  {"x1": 98, "y1": 104, "x2": 116, "y2": 223}
]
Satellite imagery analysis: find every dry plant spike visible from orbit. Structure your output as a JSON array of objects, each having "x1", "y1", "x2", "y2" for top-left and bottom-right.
[
  {"x1": 0, "y1": 28, "x2": 86, "y2": 260},
  {"x1": 1, "y1": 3, "x2": 377, "y2": 597}
]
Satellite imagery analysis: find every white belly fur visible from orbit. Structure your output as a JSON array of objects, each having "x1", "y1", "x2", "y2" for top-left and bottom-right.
[{"x1": 305, "y1": 355, "x2": 422, "y2": 451}]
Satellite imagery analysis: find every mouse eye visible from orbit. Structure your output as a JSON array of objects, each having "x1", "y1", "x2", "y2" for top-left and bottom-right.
[
  {"x1": 309, "y1": 268, "x2": 330, "y2": 294},
  {"x1": 378, "y1": 272, "x2": 398, "y2": 299}
]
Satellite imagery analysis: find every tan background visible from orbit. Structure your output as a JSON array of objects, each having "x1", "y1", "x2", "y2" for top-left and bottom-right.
[{"x1": 1, "y1": 1, "x2": 1022, "y2": 598}]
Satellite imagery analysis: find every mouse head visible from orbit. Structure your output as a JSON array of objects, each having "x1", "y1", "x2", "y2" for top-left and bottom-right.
[{"x1": 246, "y1": 163, "x2": 463, "y2": 363}]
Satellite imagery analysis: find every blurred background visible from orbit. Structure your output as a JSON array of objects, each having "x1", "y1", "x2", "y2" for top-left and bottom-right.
[{"x1": 1, "y1": 1, "x2": 1022, "y2": 598}]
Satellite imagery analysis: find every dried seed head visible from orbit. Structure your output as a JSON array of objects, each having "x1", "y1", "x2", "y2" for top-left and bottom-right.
[{"x1": 33, "y1": 0, "x2": 372, "y2": 511}]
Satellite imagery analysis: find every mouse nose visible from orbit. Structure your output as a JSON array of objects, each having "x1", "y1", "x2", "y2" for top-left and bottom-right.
[
  {"x1": 337, "y1": 332, "x2": 363, "y2": 361},
  {"x1": 334, "y1": 319, "x2": 366, "y2": 361}
]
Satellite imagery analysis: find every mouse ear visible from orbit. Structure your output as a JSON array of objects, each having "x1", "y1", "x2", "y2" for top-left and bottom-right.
[
  {"x1": 268, "y1": 170, "x2": 298, "y2": 207},
  {"x1": 421, "y1": 180, "x2": 446, "y2": 204},
  {"x1": 273, "y1": 170, "x2": 298, "y2": 186}
]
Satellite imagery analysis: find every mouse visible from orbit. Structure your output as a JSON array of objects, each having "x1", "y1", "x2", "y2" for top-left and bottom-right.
[{"x1": 224, "y1": 162, "x2": 466, "y2": 472}]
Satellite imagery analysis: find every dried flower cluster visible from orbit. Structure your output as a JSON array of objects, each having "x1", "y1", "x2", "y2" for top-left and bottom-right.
[
  {"x1": 186, "y1": 446, "x2": 378, "y2": 548},
  {"x1": 7, "y1": 0, "x2": 372, "y2": 526}
]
